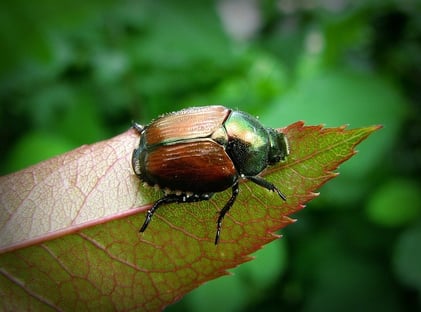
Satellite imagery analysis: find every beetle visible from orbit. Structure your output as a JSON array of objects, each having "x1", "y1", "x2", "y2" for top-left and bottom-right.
[{"x1": 132, "y1": 105, "x2": 289, "y2": 244}]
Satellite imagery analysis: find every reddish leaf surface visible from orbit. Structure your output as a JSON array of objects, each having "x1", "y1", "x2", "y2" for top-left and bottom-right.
[{"x1": 0, "y1": 122, "x2": 380, "y2": 311}]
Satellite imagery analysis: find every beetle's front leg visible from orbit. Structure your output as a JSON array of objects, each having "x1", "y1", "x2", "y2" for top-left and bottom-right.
[{"x1": 248, "y1": 176, "x2": 287, "y2": 201}]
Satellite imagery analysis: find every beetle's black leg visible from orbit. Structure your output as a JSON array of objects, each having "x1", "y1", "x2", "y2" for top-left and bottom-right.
[
  {"x1": 215, "y1": 182, "x2": 240, "y2": 245},
  {"x1": 247, "y1": 176, "x2": 287, "y2": 201},
  {"x1": 132, "y1": 121, "x2": 144, "y2": 133},
  {"x1": 140, "y1": 196, "x2": 173, "y2": 232},
  {"x1": 140, "y1": 193, "x2": 214, "y2": 232}
]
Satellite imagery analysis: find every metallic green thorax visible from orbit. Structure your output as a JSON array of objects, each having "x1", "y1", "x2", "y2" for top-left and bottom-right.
[{"x1": 223, "y1": 111, "x2": 289, "y2": 177}]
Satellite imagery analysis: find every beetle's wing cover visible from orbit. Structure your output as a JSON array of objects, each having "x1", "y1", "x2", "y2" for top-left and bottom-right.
[
  {"x1": 145, "y1": 106, "x2": 230, "y2": 146},
  {"x1": 145, "y1": 140, "x2": 237, "y2": 193}
]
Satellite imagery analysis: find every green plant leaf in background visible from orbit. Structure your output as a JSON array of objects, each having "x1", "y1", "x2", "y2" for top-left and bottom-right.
[{"x1": 0, "y1": 122, "x2": 379, "y2": 311}]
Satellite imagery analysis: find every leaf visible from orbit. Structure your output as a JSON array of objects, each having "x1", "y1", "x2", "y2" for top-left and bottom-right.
[{"x1": 0, "y1": 122, "x2": 380, "y2": 311}]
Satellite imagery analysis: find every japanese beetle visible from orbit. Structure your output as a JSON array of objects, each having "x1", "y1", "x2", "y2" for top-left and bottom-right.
[{"x1": 132, "y1": 105, "x2": 289, "y2": 244}]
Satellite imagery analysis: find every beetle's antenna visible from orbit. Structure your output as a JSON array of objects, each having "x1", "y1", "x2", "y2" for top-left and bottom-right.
[{"x1": 132, "y1": 121, "x2": 144, "y2": 133}]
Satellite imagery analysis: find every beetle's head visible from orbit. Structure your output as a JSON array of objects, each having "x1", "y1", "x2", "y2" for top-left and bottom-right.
[{"x1": 267, "y1": 129, "x2": 289, "y2": 165}]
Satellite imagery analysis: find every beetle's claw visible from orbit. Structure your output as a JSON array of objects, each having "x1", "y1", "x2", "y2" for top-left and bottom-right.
[
  {"x1": 276, "y1": 188, "x2": 287, "y2": 201},
  {"x1": 214, "y1": 231, "x2": 220, "y2": 245},
  {"x1": 139, "y1": 210, "x2": 153, "y2": 232}
]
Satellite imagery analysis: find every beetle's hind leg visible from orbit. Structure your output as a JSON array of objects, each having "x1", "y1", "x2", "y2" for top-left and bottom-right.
[
  {"x1": 139, "y1": 193, "x2": 214, "y2": 233},
  {"x1": 215, "y1": 182, "x2": 240, "y2": 245},
  {"x1": 139, "y1": 196, "x2": 171, "y2": 232}
]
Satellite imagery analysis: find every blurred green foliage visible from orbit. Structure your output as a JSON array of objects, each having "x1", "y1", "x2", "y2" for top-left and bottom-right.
[{"x1": 1, "y1": 0, "x2": 420, "y2": 311}]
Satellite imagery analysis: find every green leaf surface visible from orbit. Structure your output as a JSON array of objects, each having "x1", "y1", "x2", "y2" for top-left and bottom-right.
[{"x1": 0, "y1": 122, "x2": 380, "y2": 311}]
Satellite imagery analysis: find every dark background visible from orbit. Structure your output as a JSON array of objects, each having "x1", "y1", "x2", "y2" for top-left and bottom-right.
[{"x1": 1, "y1": 1, "x2": 420, "y2": 311}]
